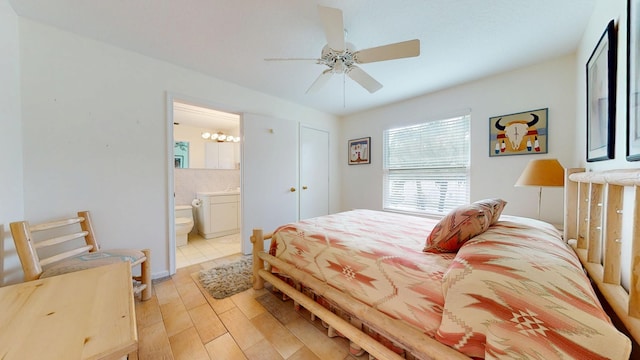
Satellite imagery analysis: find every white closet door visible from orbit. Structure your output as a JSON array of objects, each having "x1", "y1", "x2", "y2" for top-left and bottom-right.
[
  {"x1": 241, "y1": 113, "x2": 298, "y2": 254},
  {"x1": 299, "y1": 126, "x2": 329, "y2": 220}
]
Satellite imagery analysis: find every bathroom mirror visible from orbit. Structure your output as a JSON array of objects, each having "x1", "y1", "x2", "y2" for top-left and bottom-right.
[
  {"x1": 174, "y1": 141, "x2": 189, "y2": 168},
  {"x1": 173, "y1": 123, "x2": 240, "y2": 169}
]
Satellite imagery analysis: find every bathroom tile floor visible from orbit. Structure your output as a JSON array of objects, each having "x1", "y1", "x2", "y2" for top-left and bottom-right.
[{"x1": 176, "y1": 232, "x2": 241, "y2": 269}]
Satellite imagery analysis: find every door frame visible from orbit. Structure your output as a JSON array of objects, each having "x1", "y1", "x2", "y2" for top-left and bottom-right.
[{"x1": 165, "y1": 92, "x2": 243, "y2": 275}]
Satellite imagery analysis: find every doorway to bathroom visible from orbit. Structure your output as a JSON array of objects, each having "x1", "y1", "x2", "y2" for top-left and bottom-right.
[{"x1": 169, "y1": 96, "x2": 242, "y2": 270}]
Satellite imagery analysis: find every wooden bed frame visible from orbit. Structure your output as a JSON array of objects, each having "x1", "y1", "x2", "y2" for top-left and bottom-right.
[
  {"x1": 564, "y1": 168, "x2": 640, "y2": 348},
  {"x1": 250, "y1": 228, "x2": 469, "y2": 360},
  {"x1": 250, "y1": 167, "x2": 640, "y2": 359}
]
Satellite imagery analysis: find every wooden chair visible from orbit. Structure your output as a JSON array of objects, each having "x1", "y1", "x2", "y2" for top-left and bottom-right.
[{"x1": 9, "y1": 210, "x2": 152, "y2": 301}]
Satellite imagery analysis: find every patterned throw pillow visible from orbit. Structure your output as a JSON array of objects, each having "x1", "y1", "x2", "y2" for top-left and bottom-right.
[
  {"x1": 423, "y1": 203, "x2": 493, "y2": 253},
  {"x1": 473, "y1": 198, "x2": 507, "y2": 225}
]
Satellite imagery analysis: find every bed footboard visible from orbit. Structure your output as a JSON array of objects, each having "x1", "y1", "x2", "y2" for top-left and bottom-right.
[
  {"x1": 564, "y1": 168, "x2": 640, "y2": 347},
  {"x1": 250, "y1": 228, "x2": 269, "y2": 290},
  {"x1": 250, "y1": 228, "x2": 470, "y2": 360}
]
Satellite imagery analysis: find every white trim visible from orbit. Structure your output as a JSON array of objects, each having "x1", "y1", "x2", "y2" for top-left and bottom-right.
[
  {"x1": 166, "y1": 92, "x2": 177, "y2": 275},
  {"x1": 165, "y1": 92, "x2": 245, "y2": 272}
]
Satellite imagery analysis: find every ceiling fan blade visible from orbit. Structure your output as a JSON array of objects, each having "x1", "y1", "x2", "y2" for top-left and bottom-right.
[
  {"x1": 318, "y1": 6, "x2": 345, "y2": 51},
  {"x1": 347, "y1": 66, "x2": 383, "y2": 93},
  {"x1": 264, "y1": 57, "x2": 319, "y2": 61},
  {"x1": 306, "y1": 69, "x2": 333, "y2": 93},
  {"x1": 355, "y1": 39, "x2": 420, "y2": 64}
]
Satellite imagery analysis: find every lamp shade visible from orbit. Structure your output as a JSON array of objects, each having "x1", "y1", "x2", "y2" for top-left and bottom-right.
[{"x1": 515, "y1": 159, "x2": 564, "y2": 187}]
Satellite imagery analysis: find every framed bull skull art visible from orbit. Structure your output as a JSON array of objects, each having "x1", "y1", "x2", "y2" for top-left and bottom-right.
[{"x1": 489, "y1": 108, "x2": 548, "y2": 157}]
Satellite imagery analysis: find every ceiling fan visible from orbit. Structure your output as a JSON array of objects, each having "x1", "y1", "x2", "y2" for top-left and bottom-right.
[{"x1": 265, "y1": 5, "x2": 420, "y2": 94}]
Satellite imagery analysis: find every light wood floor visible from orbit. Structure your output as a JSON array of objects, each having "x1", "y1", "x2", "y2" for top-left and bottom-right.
[{"x1": 132, "y1": 254, "x2": 366, "y2": 360}]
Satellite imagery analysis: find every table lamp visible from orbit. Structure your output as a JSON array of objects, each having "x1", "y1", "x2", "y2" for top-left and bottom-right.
[{"x1": 515, "y1": 158, "x2": 564, "y2": 219}]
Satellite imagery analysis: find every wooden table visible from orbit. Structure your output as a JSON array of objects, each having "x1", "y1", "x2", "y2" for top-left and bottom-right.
[{"x1": 0, "y1": 262, "x2": 137, "y2": 360}]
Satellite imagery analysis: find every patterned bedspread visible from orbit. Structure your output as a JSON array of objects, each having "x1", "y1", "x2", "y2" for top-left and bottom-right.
[
  {"x1": 439, "y1": 216, "x2": 631, "y2": 359},
  {"x1": 269, "y1": 210, "x2": 631, "y2": 359},
  {"x1": 269, "y1": 209, "x2": 451, "y2": 337}
]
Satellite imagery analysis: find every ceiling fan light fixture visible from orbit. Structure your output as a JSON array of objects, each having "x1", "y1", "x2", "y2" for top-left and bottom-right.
[
  {"x1": 333, "y1": 61, "x2": 344, "y2": 74},
  {"x1": 266, "y1": 5, "x2": 420, "y2": 97}
]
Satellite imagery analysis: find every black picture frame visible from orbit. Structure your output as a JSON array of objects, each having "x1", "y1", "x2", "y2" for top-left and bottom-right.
[
  {"x1": 586, "y1": 19, "x2": 617, "y2": 162},
  {"x1": 628, "y1": 0, "x2": 640, "y2": 161}
]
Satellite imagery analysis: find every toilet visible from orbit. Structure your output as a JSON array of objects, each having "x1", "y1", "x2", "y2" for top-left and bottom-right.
[{"x1": 175, "y1": 205, "x2": 194, "y2": 247}]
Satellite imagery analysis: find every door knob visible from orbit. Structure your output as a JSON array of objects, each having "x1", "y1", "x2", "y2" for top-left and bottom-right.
[
  {"x1": 290, "y1": 187, "x2": 296, "y2": 192},
  {"x1": 302, "y1": 186, "x2": 308, "y2": 190}
]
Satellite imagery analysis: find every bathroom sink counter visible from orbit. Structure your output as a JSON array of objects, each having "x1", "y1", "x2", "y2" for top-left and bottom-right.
[{"x1": 196, "y1": 191, "x2": 240, "y2": 239}]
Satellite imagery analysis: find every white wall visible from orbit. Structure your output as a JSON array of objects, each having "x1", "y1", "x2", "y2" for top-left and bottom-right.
[
  {"x1": 341, "y1": 54, "x2": 577, "y2": 225},
  {"x1": 18, "y1": 19, "x2": 340, "y2": 279},
  {"x1": 0, "y1": 0, "x2": 24, "y2": 285},
  {"x1": 575, "y1": 0, "x2": 633, "y2": 170}
]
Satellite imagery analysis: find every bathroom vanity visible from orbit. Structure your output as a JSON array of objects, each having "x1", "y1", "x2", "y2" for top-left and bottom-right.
[{"x1": 196, "y1": 191, "x2": 240, "y2": 239}]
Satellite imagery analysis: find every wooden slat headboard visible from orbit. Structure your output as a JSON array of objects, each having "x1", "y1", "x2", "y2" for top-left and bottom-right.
[{"x1": 563, "y1": 168, "x2": 640, "y2": 346}]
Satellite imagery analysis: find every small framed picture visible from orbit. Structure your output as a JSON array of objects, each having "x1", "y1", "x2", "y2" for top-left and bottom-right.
[
  {"x1": 489, "y1": 108, "x2": 548, "y2": 157},
  {"x1": 586, "y1": 19, "x2": 617, "y2": 162},
  {"x1": 348, "y1": 137, "x2": 371, "y2": 165}
]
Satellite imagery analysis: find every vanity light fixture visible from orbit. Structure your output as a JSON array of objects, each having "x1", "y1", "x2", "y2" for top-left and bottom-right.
[{"x1": 201, "y1": 131, "x2": 240, "y2": 142}]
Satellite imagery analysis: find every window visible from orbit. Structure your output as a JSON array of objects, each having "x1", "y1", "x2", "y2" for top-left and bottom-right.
[{"x1": 383, "y1": 115, "x2": 470, "y2": 216}]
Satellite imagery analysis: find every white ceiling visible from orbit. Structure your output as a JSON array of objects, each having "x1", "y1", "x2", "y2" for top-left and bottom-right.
[
  {"x1": 173, "y1": 101, "x2": 240, "y2": 131},
  {"x1": 9, "y1": 0, "x2": 595, "y2": 117}
]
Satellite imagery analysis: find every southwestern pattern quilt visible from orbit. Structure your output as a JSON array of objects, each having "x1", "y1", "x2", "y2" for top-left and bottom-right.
[
  {"x1": 438, "y1": 215, "x2": 630, "y2": 359},
  {"x1": 270, "y1": 209, "x2": 451, "y2": 337},
  {"x1": 269, "y1": 210, "x2": 631, "y2": 359}
]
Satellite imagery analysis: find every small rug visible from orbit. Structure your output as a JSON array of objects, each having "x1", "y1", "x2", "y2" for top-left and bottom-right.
[
  {"x1": 255, "y1": 292, "x2": 301, "y2": 325},
  {"x1": 199, "y1": 255, "x2": 253, "y2": 299}
]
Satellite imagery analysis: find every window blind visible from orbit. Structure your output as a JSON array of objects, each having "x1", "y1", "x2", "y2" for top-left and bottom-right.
[{"x1": 383, "y1": 115, "x2": 470, "y2": 216}]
